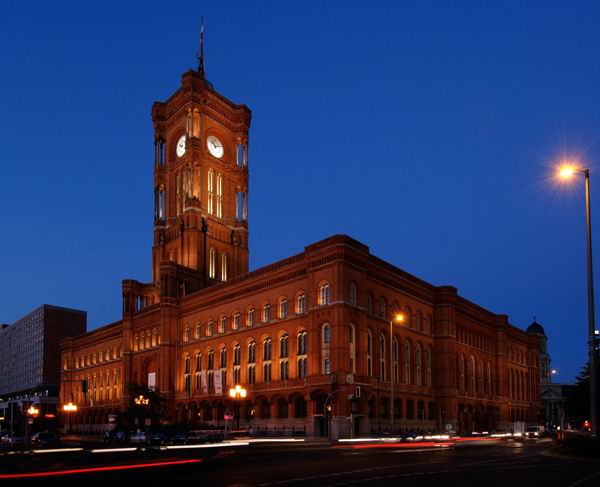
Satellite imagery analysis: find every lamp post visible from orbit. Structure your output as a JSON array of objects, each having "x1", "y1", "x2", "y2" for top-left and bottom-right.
[
  {"x1": 229, "y1": 385, "x2": 247, "y2": 431},
  {"x1": 390, "y1": 313, "x2": 405, "y2": 434},
  {"x1": 62, "y1": 402, "x2": 78, "y2": 434},
  {"x1": 559, "y1": 165, "x2": 598, "y2": 436},
  {"x1": 134, "y1": 395, "x2": 150, "y2": 432}
]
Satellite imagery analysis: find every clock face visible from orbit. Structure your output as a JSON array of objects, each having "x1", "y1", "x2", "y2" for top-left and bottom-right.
[
  {"x1": 207, "y1": 135, "x2": 224, "y2": 159},
  {"x1": 176, "y1": 135, "x2": 186, "y2": 157}
]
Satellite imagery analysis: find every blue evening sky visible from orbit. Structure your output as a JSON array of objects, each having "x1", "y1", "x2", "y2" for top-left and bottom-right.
[{"x1": 2, "y1": 0, "x2": 600, "y2": 382}]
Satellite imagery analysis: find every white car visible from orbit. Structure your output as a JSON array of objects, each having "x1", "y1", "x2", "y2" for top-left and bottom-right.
[{"x1": 525, "y1": 426, "x2": 545, "y2": 438}]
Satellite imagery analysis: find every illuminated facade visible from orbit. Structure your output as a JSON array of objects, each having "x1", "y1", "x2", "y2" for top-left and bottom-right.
[{"x1": 60, "y1": 46, "x2": 542, "y2": 437}]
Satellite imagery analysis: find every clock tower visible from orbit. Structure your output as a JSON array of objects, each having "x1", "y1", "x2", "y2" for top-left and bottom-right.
[{"x1": 150, "y1": 43, "x2": 251, "y2": 294}]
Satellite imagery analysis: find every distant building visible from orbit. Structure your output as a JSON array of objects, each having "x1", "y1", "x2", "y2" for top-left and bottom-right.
[
  {"x1": 527, "y1": 319, "x2": 567, "y2": 428},
  {"x1": 0, "y1": 305, "x2": 86, "y2": 419}
]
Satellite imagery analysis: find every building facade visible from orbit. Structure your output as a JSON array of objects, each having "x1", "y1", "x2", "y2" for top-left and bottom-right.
[
  {"x1": 60, "y1": 49, "x2": 542, "y2": 437},
  {"x1": 0, "y1": 305, "x2": 86, "y2": 422}
]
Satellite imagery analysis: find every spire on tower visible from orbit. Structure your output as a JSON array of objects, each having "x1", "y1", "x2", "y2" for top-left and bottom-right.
[{"x1": 197, "y1": 17, "x2": 205, "y2": 76}]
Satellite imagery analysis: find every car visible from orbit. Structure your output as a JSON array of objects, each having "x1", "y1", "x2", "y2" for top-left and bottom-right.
[
  {"x1": 130, "y1": 432, "x2": 152, "y2": 444},
  {"x1": 1, "y1": 434, "x2": 26, "y2": 448},
  {"x1": 149, "y1": 432, "x2": 168, "y2": 445},
  {"x1": 103, "y1": 429, "x2": 129, "y2": 444},
  {"x1": 170, "y1": 432, "x2": 190, "y2": 445},
  {"x1": 525, "y1": 425, "x2": 545, "y2": 439},
  {"x1": 31, "y1": 432, "x2": 59, "y2": 448}
]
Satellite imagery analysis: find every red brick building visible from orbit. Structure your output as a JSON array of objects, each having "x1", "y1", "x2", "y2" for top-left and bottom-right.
[{"x1": 60, "y1": 50, "x2": 541, "y2": 438}]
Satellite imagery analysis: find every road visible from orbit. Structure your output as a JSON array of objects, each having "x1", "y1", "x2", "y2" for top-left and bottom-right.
[{"x1": 1, "y1": 438, "x2": 600, "y2": 485}]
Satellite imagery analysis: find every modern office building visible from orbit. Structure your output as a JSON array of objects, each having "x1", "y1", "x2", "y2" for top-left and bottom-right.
[{"x1": 0, "y1": 305, "x2": 86, "y2": 420}]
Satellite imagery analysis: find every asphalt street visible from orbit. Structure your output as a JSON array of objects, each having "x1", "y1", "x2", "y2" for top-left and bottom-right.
[{"x1": 1, "y1": 439, "x2": 600, "y2": 485}]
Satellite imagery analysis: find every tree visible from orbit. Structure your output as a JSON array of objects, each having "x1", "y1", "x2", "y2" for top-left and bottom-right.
[{"x1": 564, "y1": 363, "x2": 591, "y2": 427}]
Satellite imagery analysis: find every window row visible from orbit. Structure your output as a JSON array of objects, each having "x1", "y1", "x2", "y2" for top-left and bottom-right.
[
  {"x1": 457, "y1": 354, "x2": 495, "y2": 396},
  {"x1": 74, "y1": 347, "x2": 123, "y2": 369}
]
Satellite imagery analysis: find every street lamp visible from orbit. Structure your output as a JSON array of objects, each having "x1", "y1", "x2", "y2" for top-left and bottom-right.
[
  {"x1": 558, "y1": 164, "x2": 598, "y2": 436},
  {"x1": 390, "y1": 312, "x2": 405, "y2": 434},
  {"x1": 229, "y1": 385, "x2": 247, "y2": 431},
  {"x1": 62, "y1": 402, "x2": 78, "y2": 433},
  {"x1": 134, "y1": 395, "x2": 149, "y2": 405}
]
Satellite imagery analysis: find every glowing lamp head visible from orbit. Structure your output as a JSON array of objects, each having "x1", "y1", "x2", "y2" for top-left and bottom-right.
[
  {"x1": 559, "y1": 166, "x2": 576, "y2": 179},
  {"x1": 229, "y1": 388, "x2": 236, "y2": 398},
  {"x1": 393, "y1": 313, "x2": 405, "y2": 324}
]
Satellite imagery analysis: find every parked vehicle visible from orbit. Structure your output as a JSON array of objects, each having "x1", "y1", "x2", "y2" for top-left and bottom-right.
[
  {"x1": 188, "y1": 429, "x2": 225, "y2": 443},
  {"x1": 1, "y1": 434, "x2": 26, "y2": 448},
  {"x1": 525, "y1": 425, "x2": 545, "y2": 439},
  {"x1": 150, "y1": 432, "x2": 168, "y2": 445},
  {"x1": 31, "y1": 432, "x2": 59, "y2": 448},
  {"x1": 170, "y1": 432, "x2": 191, "y2": 445},
  {"x1": 103, "y1": 429, "x2": 130, "y2": 444},
  {"x1": 130, "y1": 432, "x2": 152, "y2": 444}
]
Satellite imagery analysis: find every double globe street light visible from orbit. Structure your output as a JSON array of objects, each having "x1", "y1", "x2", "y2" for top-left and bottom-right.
[{"x1": 558, "y1": 164, "x2": 598, "y2": 436}]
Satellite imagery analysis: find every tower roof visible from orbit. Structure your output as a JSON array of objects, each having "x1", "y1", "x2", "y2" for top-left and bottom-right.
[{"x1": 527, "y1": 317, "x2": 546, "y2": 335}]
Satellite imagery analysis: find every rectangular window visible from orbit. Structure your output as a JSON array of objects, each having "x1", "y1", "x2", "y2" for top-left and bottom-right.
[
  {"x1": 207, "y1": 169, "x2": 214, "y2": 214},
  {"x1": 221, "y1": 253, "x2": 228, "y2": 281},
  {"x1": 209, "y1": 248, "x2": 216, "y2": 279},
  {"x1": 216, "y1": 174, "x2": 223, "y2": 218}
]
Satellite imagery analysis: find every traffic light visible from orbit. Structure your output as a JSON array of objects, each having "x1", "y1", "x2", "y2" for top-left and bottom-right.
[{"x1": 81, "y1": 379, "x2": 88, "y2": 394}]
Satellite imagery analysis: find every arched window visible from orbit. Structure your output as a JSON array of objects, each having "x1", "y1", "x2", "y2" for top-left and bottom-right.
[
  {"x1": 416, "y1": 311, "x2": 422, "y2": 331},
  {"x1": 379, "y1": 334, "x2": 386, "y2": 381},
  {"x1": 279, "y1": 333, "x2": 289, "y2": 358},
  {"x1": 280, "y1": 359, "x2": 289, "y2": 380},
  {"x1": 207, "y1": 349, "x2": 214, "y2": 370},
  {"x1": 297, "y1": 330, "x2": 308, "y2": 355},
  {"x1": 349, "y1": 282, "x2": 357, "y2": 307},
  {"x1": 220, "y1": 347, "x2": 227, "y2": 369},
  {"x1": 479, "y1": 361, "x2": 484, "y2": 393},
  {"x1": 415, "y1": 343, "x2": 422, "y2": 386},
  {"x1": 262, "y1": 303, "x2": 271, "y2": 323},
  {"x1": 470, "y1": 356, "x2": 476, "y2": 392},
  {"x1": 183, "y1": 327, "x2": 190, "y2": 343},
  {"x1": 319, "y1": 283, "x2": 331, "y2": 306},
  {"x1": 218, "y1": 315, "x2": 226, "y2": 334},
  {"x1": 232, "y1": 312, "x2": 240, "y2": 331},
  {"x1": 366, "y1": 292, "x2": 373, "y2": 315},
  {"x1": 247, "y1": 307, "x2": 255, "y2": 327},
  {"x1": 195, "y1": 352, "x2": 202, "y2": 391},
  {"x1": 426, "y1": 347, "x2": 432, "y2": 388},
  {"x1": 233, "y1": 344, "x2": 241, "y2": 366},
  {"x1": 379, "y1": 297, "x2": 386, "y2": 319},
  {"x1": 349, "y1": 324, "x2": 356, "y2": 374},
  {"x1": 403, "y1": 341, "x2": 411, "y2": 384},
  {"x1": 248, "y1": 340, "x2": 256, "y2": 384},
  {"x1": 206, "y1": 320, "x2": 214, "y2": 337},
  {"x1": 297, "y1": 330, "x2": 308, "y2": 378},
  {"x1": 486, "y1": 362, "x2": 492, "y2": 395},
  {"x1": 184, "y1": 354, "x2": 191, "y2": 396},
  {"x1": 393, "y1": 337, "x2": 399, "y2": 383},
  {"x1": 322, "y1": 323, "x2": 331, "y2": 344},
  {"x1": 322, "y1": 323, "x2": 331, "y2": 374},
  {"x1": 152, "y1": 328, "x2": 158, "y2": 347},
  {"x1": 296, "y1": 293, "x2": 307, "y2": 315},
  {"x1": 459, "y1": 354, "x2": 465, "y2": 390},
  {"x1": 367, "y1": 330, "x2": 373, "y2": 376},
  {"x1": 263, "y1": 337, "x2": 272, "y2": 361},
  {"x1": 404, "y1": 306, "x2": 411, "y2": 327},
  {"x1": 134, "y1": 335, "x2": 139, "y2": 351},
  {"x1": 233, "y1": 344, "x2": 241, "y2": 384},
  {"x1": 279, "y1": 298, "x2": 288, "y2": 319}
]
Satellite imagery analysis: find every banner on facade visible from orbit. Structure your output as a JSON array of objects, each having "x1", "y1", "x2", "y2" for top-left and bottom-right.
[
  {"x1": 148, "y1": 372, "x2": 156, "y2": 391},
  {"x1": 202, "y1": 370, "x2": 207, "y2": 393}
]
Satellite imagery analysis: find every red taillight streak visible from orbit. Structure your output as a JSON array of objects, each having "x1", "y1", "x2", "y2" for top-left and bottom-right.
[{"x1": 0, "y1": 458, "x2": 202, "y2": 479}]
